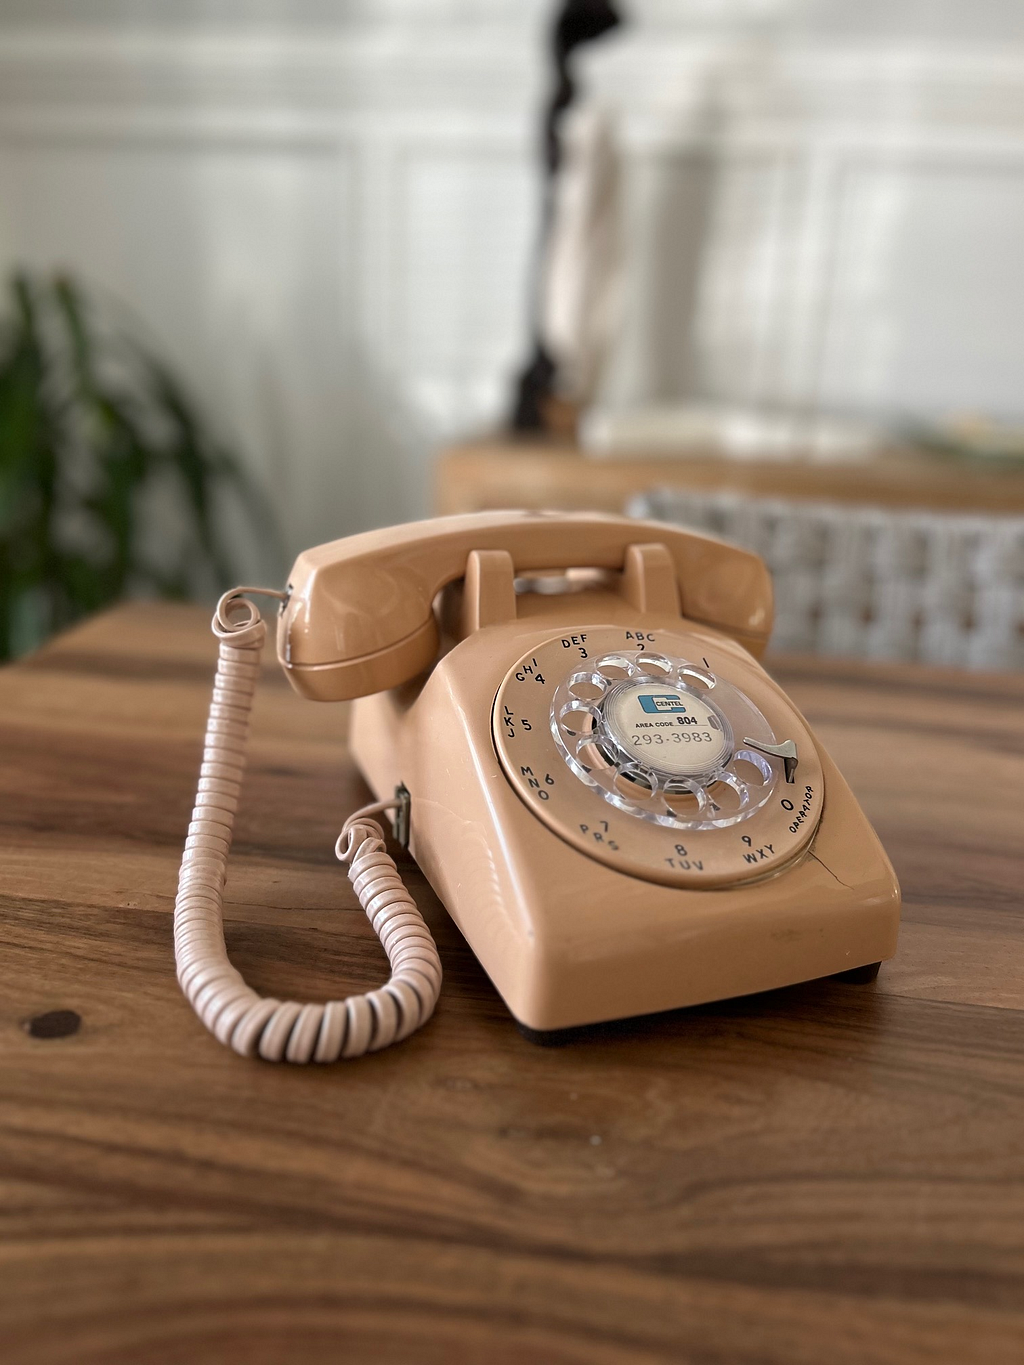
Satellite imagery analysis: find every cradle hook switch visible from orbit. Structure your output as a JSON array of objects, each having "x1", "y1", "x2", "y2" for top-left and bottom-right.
[{"x1": 393, "y1": 783, "x2": 412, "y2": 849}]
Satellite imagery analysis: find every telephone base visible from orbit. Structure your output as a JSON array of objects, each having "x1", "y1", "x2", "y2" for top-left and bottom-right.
[
  {"x1": 350, "y1": 614, "x2": 900, "y2": 1034},
  {"x1": 515, "y1": 961, "x2": 884, "y2": 1046}
]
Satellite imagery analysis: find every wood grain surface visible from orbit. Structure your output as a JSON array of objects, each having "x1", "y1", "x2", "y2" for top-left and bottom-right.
[{"x1": 1, "y1": 603, "x2": 1022, "y2": 1365}]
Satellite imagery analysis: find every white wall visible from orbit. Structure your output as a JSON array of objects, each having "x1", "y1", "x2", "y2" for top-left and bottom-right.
[{"x1": 2, "y1": 1, "x2": 1024, "y2": 576}]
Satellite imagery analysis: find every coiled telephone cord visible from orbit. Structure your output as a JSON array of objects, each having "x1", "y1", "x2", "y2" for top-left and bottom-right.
[{"x1": 173, "y1": 588, "x2": 442, "y2": 1062}]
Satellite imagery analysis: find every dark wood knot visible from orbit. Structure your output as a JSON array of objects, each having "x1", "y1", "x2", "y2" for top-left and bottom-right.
[{"x1": 22, "y1": 1009, "x2": 82, "y2": 1040}]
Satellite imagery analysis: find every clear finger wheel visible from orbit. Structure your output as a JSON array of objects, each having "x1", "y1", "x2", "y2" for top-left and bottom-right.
[
  {"x1": 551, "y1": 649, "x2": 780, "y2": 831},
  {"x1": 493, "y1": 626, "x2": 824, "y2": 888}
]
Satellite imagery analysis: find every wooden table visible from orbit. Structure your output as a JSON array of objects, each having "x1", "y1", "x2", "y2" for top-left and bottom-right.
[
  {"x1": 2, "y1": 603, "x2": 1023, "y2": 1365},
  {"x1": 436, "y1": 438, "x2": 1024, "y2": 517}
]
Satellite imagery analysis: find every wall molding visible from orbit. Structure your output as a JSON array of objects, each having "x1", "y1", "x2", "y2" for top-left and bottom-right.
[{"x1": 3, "y1": 25, "x2": 1024, "y2": 155}]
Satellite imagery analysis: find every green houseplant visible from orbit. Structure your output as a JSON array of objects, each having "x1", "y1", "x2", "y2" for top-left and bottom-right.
[{"x1": 0, "y1": 271, "x2": 268, "y2": 660}]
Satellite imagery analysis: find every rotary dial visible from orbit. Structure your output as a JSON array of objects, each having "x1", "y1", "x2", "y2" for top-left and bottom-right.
[{"x1": 492, "y1": 626, "x2": 824, "y2": 889}]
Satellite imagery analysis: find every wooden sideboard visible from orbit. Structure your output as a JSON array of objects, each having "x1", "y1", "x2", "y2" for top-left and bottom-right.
[{"x1": 435, "y1": 437, "x2": 1024, "y2": 517}]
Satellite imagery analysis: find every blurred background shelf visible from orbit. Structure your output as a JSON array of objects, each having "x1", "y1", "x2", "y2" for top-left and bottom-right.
[
  {"x1": 437, "y1": 437, "x2": 1024, "y2": 670},
  {"x1": 436, "y1": 437, "x2": 1024, "y2": 516}
]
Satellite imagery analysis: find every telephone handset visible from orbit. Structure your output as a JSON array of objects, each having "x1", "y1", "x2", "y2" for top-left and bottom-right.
[{"x1": 174, "y1": 511, "x2": 900, "y2": 1060}]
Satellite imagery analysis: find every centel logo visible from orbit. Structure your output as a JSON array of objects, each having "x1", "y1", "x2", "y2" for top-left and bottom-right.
[{"x1": 638, "y1": 694, "x2": 688, "y2": 715}]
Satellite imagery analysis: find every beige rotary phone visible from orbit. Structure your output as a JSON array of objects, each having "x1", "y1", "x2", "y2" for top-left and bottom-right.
[{"x1": 175, "y1": 511, "x2": 900, "y2": 1060}]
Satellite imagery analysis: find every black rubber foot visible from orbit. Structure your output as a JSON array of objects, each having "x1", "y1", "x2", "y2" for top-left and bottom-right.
[
  {"x1": 515, "y1": 1021, "x2": 581, "y2": 1047},
  {"x1": 833, "y1": 961, "x2": 881, "y2": 984}
]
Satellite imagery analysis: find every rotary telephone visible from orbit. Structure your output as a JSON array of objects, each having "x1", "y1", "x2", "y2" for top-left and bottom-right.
[{"x1": 174, "y1": 511, "x2": 900, "y2": 1061}]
